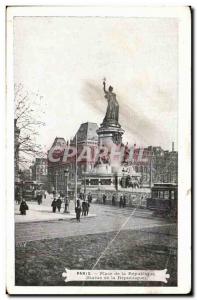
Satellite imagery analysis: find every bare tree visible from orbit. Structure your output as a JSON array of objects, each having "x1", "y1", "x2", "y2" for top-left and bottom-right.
[{"x1": 14, "y1": 83, "x2": 45, "y2": 169}]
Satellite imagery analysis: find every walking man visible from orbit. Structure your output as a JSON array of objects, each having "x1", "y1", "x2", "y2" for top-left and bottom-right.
[
  {"x1": 82, "y1": 200, "x2": 86, "y2": 216},
  {"x1": 56, "y1": 196, "x2": 62, "y2": 212},
  {"x1": 51, "y1": 198, "x2": 57, "y2": 213},
  {"x1": 112, "y1": 194, "x2": 116, "y2": 206},
  {"x1": 37, "y1": 192, "x2": 42, "y2": 205},
  {"x1": 103, "y1": 194, "x2": 106, "y2": 205},
  {"x1": 85, "y1": 201, "x2": 90, "y2": 216},
  {"x1": 119, "y1": 195, "x2": 123, "y2": 208},
  {"x1": 87, "y1": 193, "x2": 92, "y2": 203},
  {"x1": 75, "y1": 202, "x2": 81, "y2": 222},
  {"x1": 123, "y1": 194, "x2": 127, "y2": 208}
]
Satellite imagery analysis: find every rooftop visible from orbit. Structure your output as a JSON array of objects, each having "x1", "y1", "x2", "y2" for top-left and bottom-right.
[{"x1": 71, "y1": 122, "x2": 99, "y2": 144}]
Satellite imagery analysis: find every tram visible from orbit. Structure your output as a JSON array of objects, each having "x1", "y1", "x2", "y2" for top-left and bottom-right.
[
  {"x1": 147, "y1": 183, "x2": 178, "y2": 217},
  {"x1": 15, "y1": 180, "x2": 44, "y2": 201}
]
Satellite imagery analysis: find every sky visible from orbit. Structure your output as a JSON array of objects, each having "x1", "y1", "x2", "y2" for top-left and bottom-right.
[{"x1": 14, "y1": 16, "x2": 178, "y2": 152}]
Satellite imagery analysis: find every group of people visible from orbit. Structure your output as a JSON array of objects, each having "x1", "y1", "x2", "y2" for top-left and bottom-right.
[
  {"x1": 16, "y1": 188, "x2": 93, "y2": 219},
  {"x1": 75, "y1": 193, "x2": 91, "y2": 222},
  {"x1": 118, "y1": 195, "x2": 127, "y2": 208},
  {"x1": 75, "y1": 200, "x2": 90, "y2": 222},
  {"x1": 51, "y1": 196, "x2": 63, "y2": 213},
  {"x1": 102, "y1": 193, "x2": 127, "y2": 208},
  {"x1": 51, "y1": 192, "x2": 91, "y2": 222}
]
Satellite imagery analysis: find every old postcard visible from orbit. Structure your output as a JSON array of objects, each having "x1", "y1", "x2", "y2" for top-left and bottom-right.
[{"x1": 6, "y1": 6, "x2": 191, "y2": 295}]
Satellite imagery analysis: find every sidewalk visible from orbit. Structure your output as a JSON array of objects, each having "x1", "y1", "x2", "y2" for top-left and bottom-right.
[{"x1": 15, "y1": 197, "x2": 96, "y2": 223}]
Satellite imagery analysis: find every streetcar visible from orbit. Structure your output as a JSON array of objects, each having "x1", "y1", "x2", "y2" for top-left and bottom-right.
[
  {"x1": 147, "y1": 183, "x2": 178, "y2": 217},
  {"x1": 15, "y1": 180, "x2": 45, "y2": 201}
]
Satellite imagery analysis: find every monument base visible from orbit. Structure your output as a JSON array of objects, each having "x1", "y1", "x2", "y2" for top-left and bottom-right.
[{"x1": 97, "y1": 125, "x2": 124, "y2": 147}]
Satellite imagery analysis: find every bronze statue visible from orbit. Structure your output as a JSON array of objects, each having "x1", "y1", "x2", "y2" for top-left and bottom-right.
[{"x1": 102, "y1": 78, "x2": 119, "y2": 126}]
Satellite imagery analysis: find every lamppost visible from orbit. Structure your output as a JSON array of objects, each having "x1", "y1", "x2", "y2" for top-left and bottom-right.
[
  {"x1": 55, "y1": 171, "x2": 58, "y2": 194},
  {"x1": 122, "y1": 167, "x2": 127, "y2": 188},
  {"x1": 84, "y1": 166, "x2": 87, "y2": 201},
  {"x1": 64, "y1": 168, "x2": 69, "y2": 213},
  {"x1": 149, "y1": 151, "x2": 154, "y2": 188}
]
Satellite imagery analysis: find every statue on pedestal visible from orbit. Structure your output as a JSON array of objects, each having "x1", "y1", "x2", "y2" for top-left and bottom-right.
[{"x1": 102, "y1": 78, "x2": 119, "y2": 127}]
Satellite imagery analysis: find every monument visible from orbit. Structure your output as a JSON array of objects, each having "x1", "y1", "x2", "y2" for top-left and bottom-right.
[
  {"x1": 96, "y1": 78, "x2": 125, "y2": 150},
  {"x1": 81, "y1": 79, "x2": 140, "y2": 194},
  {"x1": 82, "y1": 79, "x2": 126, "y2": 192}
]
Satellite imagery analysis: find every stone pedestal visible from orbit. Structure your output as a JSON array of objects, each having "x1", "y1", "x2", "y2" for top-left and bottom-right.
[
  {"x1": 96, "y1": 122, "x2": 124, "y2": 169},
  {"x1": 97, "y1": 125, "x2": 124, "y2": 148}
]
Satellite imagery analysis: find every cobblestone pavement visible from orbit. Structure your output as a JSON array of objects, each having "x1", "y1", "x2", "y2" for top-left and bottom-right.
[{"x1": 15, "y1": 202, "x2": 172, "y2": 244}]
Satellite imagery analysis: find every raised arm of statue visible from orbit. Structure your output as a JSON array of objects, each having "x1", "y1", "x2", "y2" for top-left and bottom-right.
[{"x1": 103, "y1": 80, "x2": 107, "y2": 94}]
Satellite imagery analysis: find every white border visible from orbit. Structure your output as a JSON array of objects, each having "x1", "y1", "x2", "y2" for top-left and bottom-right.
[{"x1": 6, "y1": 6, "x2": 191, "y2": 295}]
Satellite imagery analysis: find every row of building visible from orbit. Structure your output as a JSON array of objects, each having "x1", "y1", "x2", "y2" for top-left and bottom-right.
[{"x1": 18, "y1": 122, "x2": 177, "y2": 194}]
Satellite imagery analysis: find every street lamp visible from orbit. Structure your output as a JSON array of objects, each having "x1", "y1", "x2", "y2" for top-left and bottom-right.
[
  {"x1": 55, "y1": 171, "x2": 58, "y2": 194},
  {"x1": 122, "y1": 167, "x2": 127, "y2": 188},
  {"x1": 149, "y1": 151, "x2": 154, "y2": 188},
  {"x1": 64, "y1": 168, "x2": 69, "y2": 213}
]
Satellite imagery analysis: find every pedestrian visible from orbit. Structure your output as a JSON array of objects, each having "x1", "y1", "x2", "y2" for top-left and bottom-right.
[
  {"x1": 15, "y1": 187, "x2": 21, "y2": 204},
  {"x1": 119, "y1": 195, "x2": 123, "y2": 208},
  {"x1": 51, "y1": 198, "x2": 57, "y2": 213},
  {"x1": 82, "y1": 200, "x2": 86, "y2": 216},
  {"x1": 56, "y1": 196, "x2": 62, "y2": 212},
  {"x1": 103, "y1": 194, "x2": 106, "y2": 205},
  {"x1": 85, "y1": 201, "x2": 90, "y2": 215},
  {"x1": 77, "y1": 199, "x2": 81, "y2": 207},
  {"x1": 112, "y1": 194, "x2": 116, "y2": 206},
  {"x1": 64, "y1": 196, "x2": 69, "y2": 213},
  {"x1": 123, "y1": 195, "x2": 126, "y2": 208},
  {"x1": 19, "y1": 199, "x2": 29, "y2": 215},
  {"x1": 87, "y1": 193, "x2": 92, "y2": 203},
  {"x1": 75, "y1": 203, "x2": 81, "y2": 222},
  {"x1": 37, "y1": 192, "x2": 42, "y2": 205}
]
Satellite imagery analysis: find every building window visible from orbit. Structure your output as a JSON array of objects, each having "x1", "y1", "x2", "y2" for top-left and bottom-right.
[
  {"x1": 164, "y1": 190, "x2": 169, "y2": 199},
  {"x1": 159, "y1": 191, "x2": 164, "y2": 199},
  {"x1": 90, "y1": 179, "x2": 99, "y2": 185},
  {"x1": 171, "y1": 190, "x2": 175, "y2": 199},
  {"x1": 100, "y1": 179, "x2": 111, "y2": 185},
  {"x1": 152, "y1": 190, "x2": 158, "y2": 198}
]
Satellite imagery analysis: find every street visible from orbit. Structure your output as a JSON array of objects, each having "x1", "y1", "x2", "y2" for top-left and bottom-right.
[
  {"x1": 15, "y1": 202, "x2": 177, "y2": 286},
  {"x1": 16, "y1": 202, "x2": 169, "y2": 243}
]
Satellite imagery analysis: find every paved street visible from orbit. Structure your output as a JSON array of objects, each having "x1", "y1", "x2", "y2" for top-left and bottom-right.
[
  {"x1": 15, "y1": 202, "x2": 172, "y2": 244},
  {"x1": 15, "y1": 201, "x2": 177, "y2": 286},
  {"x1": 15, "y1": 200, "x2": 95, "y2": 223}
]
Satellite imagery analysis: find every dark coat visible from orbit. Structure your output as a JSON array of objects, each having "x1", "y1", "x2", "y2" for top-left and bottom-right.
[
  {"x1": 87, "y1": 194, "x2": 92, "y2": 203},
  {"x1": 19, "y1": 201, "x2": 29, "y2": 214},
  {"x1": 75, "y1": 206, "x2": 81, "y2": 214},
  {"x1": 51, "y1": 200, "x2": 57, "y2": 208},
  {"x1": 75, "y1": 206, "x2": 81, "y2": 220},
  {"x1": 56, "y1": 198, "x2": 62, "y2": 208}
]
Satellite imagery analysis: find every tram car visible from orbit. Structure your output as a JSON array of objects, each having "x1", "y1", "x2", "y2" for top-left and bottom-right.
[
  {"x1": 147, "y1": 183, "x2": 178, "y2": 217},
  {"x1": 15, "y1": 180, "x2": 44, "y2": 201}
]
